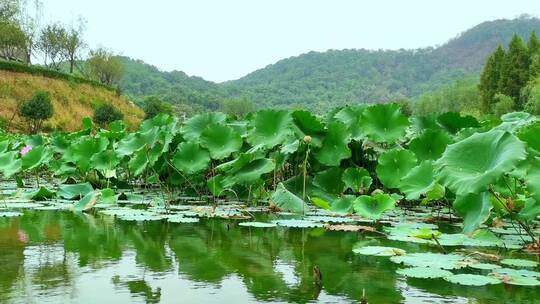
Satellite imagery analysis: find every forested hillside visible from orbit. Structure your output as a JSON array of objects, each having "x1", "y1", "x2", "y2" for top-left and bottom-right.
[{"x1": 118, "y1": 16, "x2": 540, "y2": 112}]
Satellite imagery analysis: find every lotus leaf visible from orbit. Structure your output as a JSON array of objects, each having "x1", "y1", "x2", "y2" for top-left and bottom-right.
[
  {"x1": 437, "y1": 112, "x2": 480, "y2": 134},
  {"x1": 247, "y1": 110, "x2": 293, "y2": 149},
  {"x1": 238, "y1": 221, "x2": 277, "y2": 228},
  {"x1": 453, "y1": 192, "x2": 493, "y2": 233},
  {"x1": 376, "y1": 148, "x2": 417, "y2": 189},
  {"x1": 436, "y1": 130, "x2": 527, "y2": 195},
  {"x1": 0, "y1": 151, "x2": 22, "y2": 178},
  {"x1": 200, "y1": 123, "x2": 242, "y2": 160},
  {"x1": 353, "y1": 246, "x2": 406, "y2": 256},
  {"x1": 390, "y1": 253, "x2": 469, "y2": 270},
  {"x1": 500, "y1": 259, "x2": 538, "y2": 268},
  {"x1": 58, "y1": 183, "x2": 94, "y2": 200},
  {"x1": 353, "y1": 193, "x2": 396, "y2": 220},
  {"x1": 408, "y1": 129, "x2": 452, "y2": 161},
  {"x1": 444, "y1": 274, "x2": 501, "y2": 286},
  {"x1": 358, "y1": 103, "x2": 409, "y2": 143},
  {"x1": 172, "y1": 142, "x2": 210, "y2": 175},
  {"x1": 314, "y1": 122, "x2": 351, "y2": 166},
  {"x1": 271, "y1": 183, "x2": 307, "y2": 214},
  {"x1": 396, "y1": 267, "x2": 452, "y2": 279},
  {"x1": 182, "y1": 112, "x2": 227, "y2": 141},
  {"x1": 342, "y1": 167, "x2": 372, "y2": 194}
]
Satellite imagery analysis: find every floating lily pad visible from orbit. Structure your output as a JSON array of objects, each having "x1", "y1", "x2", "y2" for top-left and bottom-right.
[
  {"x1": 396, "y1": 267, "x2": 452, "y2": 279},
  {"x1": 493, "y1": 268, "x2": 540, "y2": 278},
  {"x1": 0, "y1": 211, "x2": 22, "y2": 217},
  {"x1": 238, "y1": 222, "x2": 277, "y2": 228},
  {"x1": 165, "y1": 215, "x2": 200, "y2": 223},
  {"x1": 499, "y1": 275, "x2": 540, "y2": 286},
  {"x1": 2, "y1": 202, "x2": 44, "y2": 209},
  {"x1": 353, "y1": 246, "x2": 406, "y2": 257},
  {"x1": 500, "y1": 259, "x2": 538, "y2": 268},
  {"x1": 469, "y1": 263, "x2": 502, "y2": 271},
  {"x1": 306, "y1": 216, "x2": 355, "y2": 224},
  {"x1": 390, "y1": 253, "x2": 471, "y2": 270},
  {"x1": 271, "y1": 219, "x2": 324, "y2": 228},
  {"x1": 444, "y1": 274, "x2": 501, "y2": 286},
  {"x1": 117, "y1": 214, "x2": 166, "y2": 222}
]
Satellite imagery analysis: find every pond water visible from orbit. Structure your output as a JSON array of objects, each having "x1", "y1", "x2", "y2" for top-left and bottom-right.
[{"x1": 0, "y1": 210, "x2": 539, "y2": 303}]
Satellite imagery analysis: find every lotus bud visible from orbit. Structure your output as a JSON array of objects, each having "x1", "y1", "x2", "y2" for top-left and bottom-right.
[
  {"x1": 371, "y1": 189, "x2": 384, "y2": 196},
  {"x1": 303, "y1": 135, "x2": 312, "y2": 144}
]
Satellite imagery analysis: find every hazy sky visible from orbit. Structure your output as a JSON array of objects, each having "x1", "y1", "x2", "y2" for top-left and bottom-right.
[{"x1": 42, "y1": 0, "x2": 540, "y2": 82}]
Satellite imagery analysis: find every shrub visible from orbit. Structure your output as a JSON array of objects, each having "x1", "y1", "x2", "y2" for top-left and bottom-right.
[
  {"x1": 143, "y1": 96, "x2": 172, "y2": 119},
  {"x1": 19, "y1": 91, "x2": 54, "y2": 133},
  {"x1": 492, "y1": 93, "x2": 515, "y2": 116},
  {"x1": 93, "y1": 103, "x2": 124, "y2": 126}
]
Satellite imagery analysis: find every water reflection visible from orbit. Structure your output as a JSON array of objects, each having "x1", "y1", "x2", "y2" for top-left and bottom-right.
[{"x1": 0, "y1": 211, "x2": 538, "y2": 303}]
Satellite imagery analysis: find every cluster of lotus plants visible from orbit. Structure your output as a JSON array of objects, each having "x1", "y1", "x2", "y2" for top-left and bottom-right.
[{"x1": 0, "y1": 103, "x2": 540, "y2": 244}]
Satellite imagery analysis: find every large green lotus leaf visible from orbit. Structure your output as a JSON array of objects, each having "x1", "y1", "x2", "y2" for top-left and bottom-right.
[
  {"x1": 90, "y1": 150, "x2": 120, "y2": 178},
  {"x1": 501, "y1": 259, "x2": 538, "y2": 268},
  {"x1": 128, "y1": 149, "x2": 149, "y2": 177},
  {"x1": 376, "y1": 149, "x2": 417, "y2": 189},
  {"x1": 410, "y1": 114, "x2": 441, "y2": 133},
  {"x1": 247, "y1": 110, "x2": 293, "y2": 149},
  {"x1": 280, "y1": 139, "x2": 299, "y2": 155},
  {"x1": 353, "y1": 245, "x2": 406, "y2": 257},
  {"x1": 444, "y1": 274, "x2": 501, "y2": 286},
  {"x1": 58, "y1": 183, "x2": 94, "y2": 199},
  {"x1": 313, "y1": 167, "x2": 345, "y2": 194},
  {"x1": 0, "y1": 151, "x2": 22, "y2": 178},
  {"x1": 518, "y1": 123, "x2": 540, "y2": 153},
  {"x1": 63, "y1": 136, "x2": 109, "y2": 172},
  {"x1": 399, "y1": 161, "x2": 435, "y2": 200},
  {"x1": 314, "y1": 122, "x2": 351, "y2": 166},
  {"x1": 437, "y1": 112, "x2": 480, "y2": 134},
  {"x1": 453, "y1": 192, "x2": 493, "y2": 234},
  {"x1": 435, "y1": 130, "x2": 527, "y2": 195},
  {"x1": 25, "y1": 187, "x2": 56, "y2": 200},
  {"x1": 358, "y1": 103, "x2": 409, "y2": 143},
  {"x1": 342, "y1": 167, "x2": 372, "y2": 194},
  {"x1": 172, "y1": 142, "x2": 210, "y2": 175},
  {"x1": 390, "y1": 253, "x2": 468, "y2": 270},
  {"x1": 227, "y1": 158, "x2": 275, "y2": 185},
  {"x1": 200, "y1": 123, "x2": 242, "y2": 160},
  {"x1": 334, "y1": 105, "x2": 367, "y2": 140},
  {"x1": 73, "y1": 190, "x2": 100, "y2": 212},
  {"x1": 353, "y1": 193, "x2": 396, "y2": 220},
  {"x1": 116, "y1": 131, "x2": 150, "y2": 157},
  {"x1": 22, "y1": 145, "x2": 51, "y2": 171},
  {"x1": 520, "y1": 158, "x2": 540, "y2": 221},
  {"x1": 207, "y1": 175, "x2": 234, "y2": 196},
  {"x1": 271, "y1": 183, "x2": 307, "y2": 214},
  {"x1": 100, "y1": 188, "x2": 118, "y2": 204},
  {"x1": 182, "y1": 112, "x2": 227, "y2": 142},
  {"x1": 408, "y1": 129, "x2": 452, "y2": 161},
  {"x1": 396, "y1": 267, "x2": 452, "y2": 279},
  {"x1": 292, "y1": 110, "x2": 325, "y2": 134},
  {"x1": 494, "y1": 112, "x2": 537, "y2": 133},
  {"x1": 0, "y1": 140, "x2": 9, "y2": 153},
  {"x1": 330, "y1": 195, "x2": 356, "y2": 214}
]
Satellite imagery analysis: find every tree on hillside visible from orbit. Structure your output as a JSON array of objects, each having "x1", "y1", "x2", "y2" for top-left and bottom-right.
[
  {"x1": 62, "y1": 18, "x2": 86, "y2": 73},
  {"x1": 220, "y1": 97, "x2": 256, "y2": 118},
  {"x1": 37, "y1": 23, "x2": 67, "y2": 70},
  {"x1": 142, "y1": 96, "x2": 172, "y2": 119},
  {"x1": 86, "y1": 48, "x2": 124, "y2": 86},
  {"x1": 18, "y1": 0, "x2": 43, "y2": 63},
  {"x1": 498, "y1": 34, "x2": 530, "y2": 108},
  {"x1": 528, "y1": 31, "x2": 540, "y2": 56},
  {"x1": 0, "y1": 21, "x2": 26, "y2": 60},
  {"x1": 93, "y1": 103, "x2": 123, "y2": 126},
  {"x1": 19, "y1": 90, "x2": 53, "y2": 133},
  {"x1": 479, "y1": 45, "x2": 505, "y2": 112},
  {"x1": 0, "y1": 0, "x2": 20, "y2": 21}
]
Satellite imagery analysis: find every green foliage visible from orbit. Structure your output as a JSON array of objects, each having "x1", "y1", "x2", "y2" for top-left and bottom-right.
[
  {"x1": 220, "y1": 97, "x2": 255, "y2": 118},
  {"x1": 19, "y1": 91, "x2": 54, "y2": 133},
  {"x1": 492, "y1": 93, "x2": 515, "y2": 116},
  {"x1": 87, "y1": 48, "x2": 124, "y2": 86},
  {"x1": 142, "y1": 96, "x2": 172, "y2": 119},
  {"x1": 498, "y1": 35, "x2": 530, "y2": 107},
  {"x1": 479, "y1": 45, "x2": 505, "y2": 112},
  {"x1": 93, "y1": 104, "x2": 124, "y2": 126},
  {"x1": 0, "y1": 21, "x2": 26, "y2": 60}
]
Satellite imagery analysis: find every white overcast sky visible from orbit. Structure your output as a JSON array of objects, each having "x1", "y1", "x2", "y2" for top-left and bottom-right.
[{"x1": 42, "y1": 0, "x2": 540, "y2": 82}]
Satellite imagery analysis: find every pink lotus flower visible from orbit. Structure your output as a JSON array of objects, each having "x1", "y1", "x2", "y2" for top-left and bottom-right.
[
  {"x1": 20, "y1": 145, "x2": 32, "y2": 156},
  {"x1": 18, "y1": 230, "x2": 28, "y2": 243}
]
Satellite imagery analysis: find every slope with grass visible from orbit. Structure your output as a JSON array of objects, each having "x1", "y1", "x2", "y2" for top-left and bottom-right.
[{"x1": 0, "y1": 69, "x2": 144, "y2": 132}]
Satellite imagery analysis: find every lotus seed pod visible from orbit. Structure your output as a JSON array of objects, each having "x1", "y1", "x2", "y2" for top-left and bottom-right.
[{"x1": 303, "y1": 135, "x2": 312, "y2": 144}]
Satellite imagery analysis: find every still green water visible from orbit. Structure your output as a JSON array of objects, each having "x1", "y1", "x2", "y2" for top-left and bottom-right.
[{"x1": 0, "y1": 211, "x2": 538, "y2": 303}]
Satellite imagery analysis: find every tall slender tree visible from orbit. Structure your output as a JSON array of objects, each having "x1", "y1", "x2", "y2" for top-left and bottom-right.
[
  {"x1": 498, "y1": 34, "x2": 530, "y2": 109},
  {"x1": 528, "y1": 31, "x2": 540, "y2": 56},
  {"x1": 479, "y1": 45, "x2": 505, "y2": 113}
]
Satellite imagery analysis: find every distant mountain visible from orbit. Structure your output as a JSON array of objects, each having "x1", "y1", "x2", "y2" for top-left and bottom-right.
[{"x1": 119, "y1": 16, "x2": 540, "y2": 111}]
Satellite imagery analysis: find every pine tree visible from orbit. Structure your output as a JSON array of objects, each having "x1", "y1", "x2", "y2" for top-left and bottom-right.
[
  {"x1": 498, "y1": 34, "x2": 530, "y2": 109},
  {"x1": 528, "y1": 31, "x2": 540, "y2": 56},
  {"x1": 479, "y1": 45, "x2": 505, "y2": 113}
]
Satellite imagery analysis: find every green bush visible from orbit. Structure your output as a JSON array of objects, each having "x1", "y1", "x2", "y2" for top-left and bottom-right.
[
  {"x1": 93, "y1": 103, "x2": 124, "y2": 126},
  {"x1": 143, "y1": 96, "x2": 172, "y2": 119},
  {"x1": 19, "y1": 91, "x2": 54, "y2": 133},
  {"x1": 492, "y1": 93, "x2": 515, "y2": 116}
]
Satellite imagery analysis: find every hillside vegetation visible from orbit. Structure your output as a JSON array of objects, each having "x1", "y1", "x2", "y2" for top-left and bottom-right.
[
  {"x1": 118, "y1": 16, "x2": 540, "y2": 112},
  {"x1": 0, "y1": 69, "x2": 144, "y2": 132}
]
